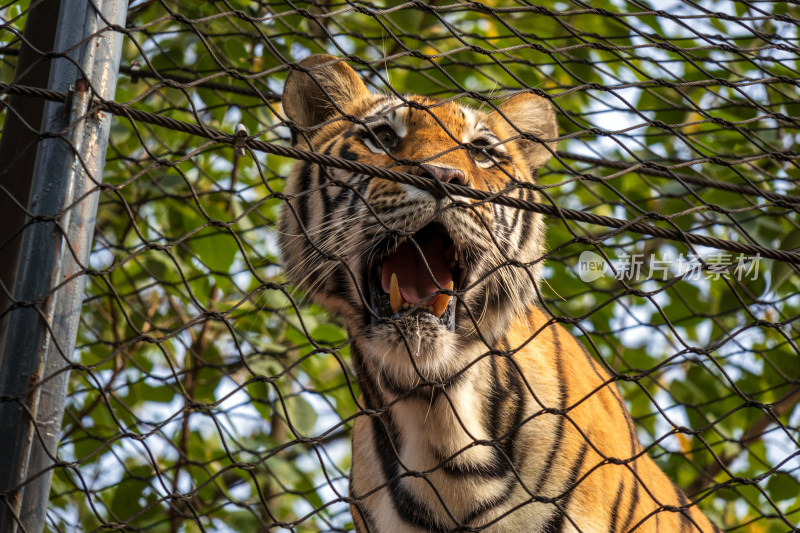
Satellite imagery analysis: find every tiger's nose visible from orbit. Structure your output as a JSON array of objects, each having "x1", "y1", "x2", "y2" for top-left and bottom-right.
[{"x1": 417, "y1": 164, "x2": 467, "y2": 186}]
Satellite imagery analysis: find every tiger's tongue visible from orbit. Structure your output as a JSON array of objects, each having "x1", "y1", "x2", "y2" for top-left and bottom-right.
[{"x1": 380, "y1": 238, "x2": 452, "y2": 305}]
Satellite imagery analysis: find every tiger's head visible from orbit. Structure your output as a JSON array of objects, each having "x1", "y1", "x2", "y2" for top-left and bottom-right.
[{"x1": 278, "y1": 55, "x2": 557, "y2": 387}]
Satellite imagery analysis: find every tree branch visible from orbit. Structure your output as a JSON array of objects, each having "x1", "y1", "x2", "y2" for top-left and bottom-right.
[{"x1": 688, "y1": 386, "x2": 800, "y2": 495}]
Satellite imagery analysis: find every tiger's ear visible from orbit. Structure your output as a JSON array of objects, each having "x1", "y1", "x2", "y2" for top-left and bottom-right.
[
  {"x1": 489, "y1": 93, "x2": 558, "y2": 170},
  {"x1": 283, "y1": 55, "x2": 370, "y2": 145}
]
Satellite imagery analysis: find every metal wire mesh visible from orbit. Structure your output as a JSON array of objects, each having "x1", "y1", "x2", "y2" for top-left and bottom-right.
[{"x1": 1, "y1": 0, "x2": 799, "y2": 531}]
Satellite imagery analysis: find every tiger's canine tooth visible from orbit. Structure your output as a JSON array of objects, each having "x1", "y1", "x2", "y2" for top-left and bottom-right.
[
  {"x1": 432, "y1": 281, "x2": 454, "y2": 318},
  {"x1": 390, "y1": 273, "x2": 402, "y2": 313}
]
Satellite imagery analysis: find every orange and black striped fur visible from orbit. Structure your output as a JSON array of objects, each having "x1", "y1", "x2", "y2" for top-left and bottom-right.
[{"x1": 278, "y1": 55, "x2": 718, "y2": 532}]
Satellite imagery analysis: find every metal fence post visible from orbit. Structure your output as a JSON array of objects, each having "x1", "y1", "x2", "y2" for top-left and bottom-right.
[
  {"x1": 0, "y1": 1, "x2": 128, "y2": 531},
  {"x1": 0, "y1": 0, "x2": 61, "y2": 317}
]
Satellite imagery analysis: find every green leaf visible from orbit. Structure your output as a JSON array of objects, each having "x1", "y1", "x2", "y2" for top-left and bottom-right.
[
  {"x1": 311, "y1": 323, "x2": 347, "y2": 344},
  {"x1": 190, "y1": 227, "x2": 240, "y2": 273},
  {"x1": 110, "y1": 464, "x2": 152, "y2": 521},
  {"x1": 770, "y1": 230, "x2": 800, "y2": 291},
  {"x1": 247, "y1": 381, "x2": 273, "y2": 419},
  {"x1": 284, "y1": 394, "x2": 317, "y2": 435},
  {"x1": 766, "y1": 472, "x2": 800, "y2": 501}
]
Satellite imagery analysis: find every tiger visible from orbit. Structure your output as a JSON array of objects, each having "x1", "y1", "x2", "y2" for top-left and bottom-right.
[{"x1": 277, "y1": 54, "x2": 719, "y2": 533}]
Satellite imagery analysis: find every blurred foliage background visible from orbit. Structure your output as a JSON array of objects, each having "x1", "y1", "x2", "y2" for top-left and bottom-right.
[{"x1": 2, "y1": 0, "x2": 799, "y2": 531}]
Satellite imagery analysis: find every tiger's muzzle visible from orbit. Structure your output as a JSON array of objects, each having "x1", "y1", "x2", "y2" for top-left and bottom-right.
[{"x1": 366, "y1": 221, "x2": 468, "y2": 331}]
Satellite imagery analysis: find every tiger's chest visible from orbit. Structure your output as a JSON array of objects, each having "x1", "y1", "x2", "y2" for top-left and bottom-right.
[{"x1": 348, "y1": 340, "x2": 576, "y2": 532}]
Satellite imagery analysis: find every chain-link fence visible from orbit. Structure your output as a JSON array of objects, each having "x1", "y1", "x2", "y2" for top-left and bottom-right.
[{"x1": 1, "y1": 0, "x2": 799, "y2": 531}]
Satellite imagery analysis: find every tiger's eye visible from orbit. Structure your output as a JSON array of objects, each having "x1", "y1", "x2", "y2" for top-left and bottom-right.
[
  {"x1": 470, "y1": 147, "x2": 491, "y2": 163},
  {"x1": 373, "y1": 126, "x2": 398, "y2": 148}
]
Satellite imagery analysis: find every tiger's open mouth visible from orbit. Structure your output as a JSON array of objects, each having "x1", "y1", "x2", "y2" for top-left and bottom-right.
[{"x1": 367, "y1": 223, "x2": 464, "y2": 331}]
